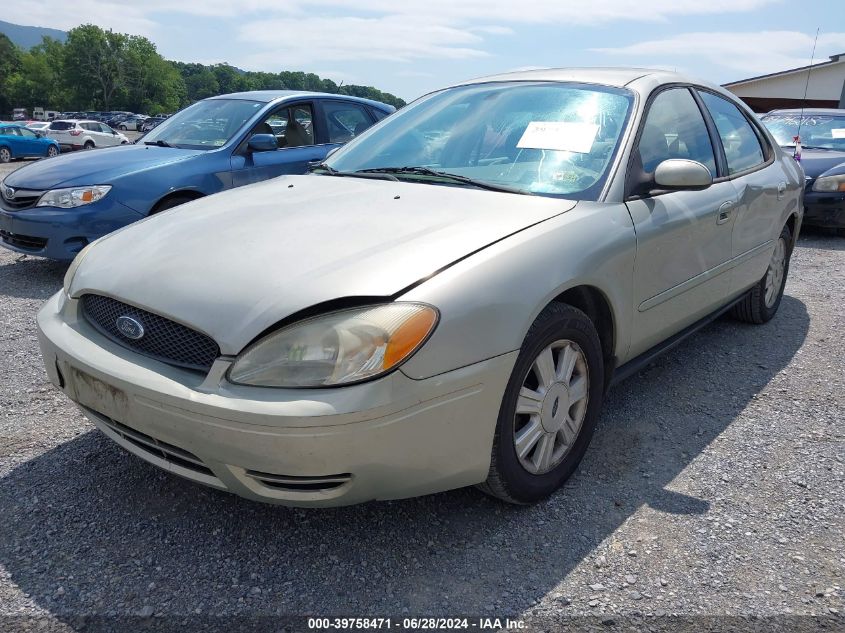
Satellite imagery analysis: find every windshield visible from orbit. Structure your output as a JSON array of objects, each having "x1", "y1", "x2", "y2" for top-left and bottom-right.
[
  {"x1": 761, "y1": 113, "x2": 845, "y2": 150},
  {"x1": 141, "y1": 98, "x2": 264, "y2": 150},
  {"x1": 325, "y1": 81, "x2": 633, "y2": 199}
]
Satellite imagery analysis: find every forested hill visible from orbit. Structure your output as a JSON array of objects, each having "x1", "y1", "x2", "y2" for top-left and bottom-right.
[{"x1": 0, "y1": 22, "x2": 406, "y2": 115}]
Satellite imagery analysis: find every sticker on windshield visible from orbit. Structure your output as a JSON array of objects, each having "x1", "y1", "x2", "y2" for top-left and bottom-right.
[
  {"x1": 517, "y1": 121, "x2": 599, "y2": 153},
  {"x1": 831, "y1": 129, "x2": 845, "y2": 139}
]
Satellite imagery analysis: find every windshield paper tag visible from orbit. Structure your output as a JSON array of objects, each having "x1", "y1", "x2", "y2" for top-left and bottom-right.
[
  {"x1": 517, "y1": 121, "x2": 599, "y2": 153},
  {"x1": 831, "y1": 128, "x2": 845, "y2": 139}
]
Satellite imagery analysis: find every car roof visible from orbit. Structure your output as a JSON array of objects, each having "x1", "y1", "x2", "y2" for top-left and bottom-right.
[
  {"x1": 206, "y1": 90, "x2": 395, "y2": 111},
  {"x1": 452, "y1": 66, "x2": 727, "y2": 96},
  {"x1": 763, "y1": 108, "x2": 845, "y2": 116}
]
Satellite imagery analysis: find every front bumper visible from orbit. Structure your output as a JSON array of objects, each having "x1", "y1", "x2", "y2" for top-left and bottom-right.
[
  {"x1": 803, "y1": 190, "x2": 845, "y2": 228},
  {"x1": 0, "y1": 198, "x2": 144, "y2": 260},
  {"x1": 37, "y1": 292, "x2": 516, "y2": 506}
]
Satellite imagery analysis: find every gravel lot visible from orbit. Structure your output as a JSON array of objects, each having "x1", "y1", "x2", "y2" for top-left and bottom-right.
[{"x1": 0, "y1": 154, "x2": 842, "y2": 632}]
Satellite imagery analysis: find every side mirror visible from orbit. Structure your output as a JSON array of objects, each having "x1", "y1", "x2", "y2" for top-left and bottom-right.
[
  {"x1": 654, "y1": 159, "x2": 713, "y2": 190},
  {"x1": 247, "y1": 134, "x2": 277, "y2": 152}
]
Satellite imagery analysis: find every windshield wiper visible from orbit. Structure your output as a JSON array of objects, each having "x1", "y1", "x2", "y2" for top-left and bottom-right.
[
  {"x1": 144, "y1": 139, "x2": 173, "y2": 148},
  {"x1": 310, "y1": 163, "x2": 399, "y2": 181},
  {"x1": 355, "y1": 166, "x2": 532, "y2": 195}
]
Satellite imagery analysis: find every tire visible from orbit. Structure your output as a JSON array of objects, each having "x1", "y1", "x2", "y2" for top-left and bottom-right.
[
  {"x1": 479, "y1": 303, "x2": 605, "y2": 504},
  {"x1": 152, "y1": 194, "x2": 197, "y2": 214},
  {"x1": 0, "y1": 147, "x2": 10, "y2": 163},
  {"x1": 119, "y1": 125, "x2": 127, "y2": 131},
  {"x1": 731, "y1": 223, "x2": 792, "y2": 324},
  {"x1": 46, "y1": 145, "x2": 59, "y2": 158},
  {"x1": 83, "y1": 141, "x2": 94, "y2": 150}
]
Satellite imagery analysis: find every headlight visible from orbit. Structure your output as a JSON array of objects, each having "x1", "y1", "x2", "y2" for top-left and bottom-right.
[
  {"x1": 228, "y1": 303, "x2": 438, "y2": 387},
  {"x1": 37, "y1": 185, "x2": 111, "y2": 208},
  {"x1": 63, "y1": 241, "x2": 95, "y2": 295},
  {"x1": 812, "y1": 174, "x2": 845, "y2": 193}
]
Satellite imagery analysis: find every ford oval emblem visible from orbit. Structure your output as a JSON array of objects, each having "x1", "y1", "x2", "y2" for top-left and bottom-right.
[{"x1": 116, "y1": 315, "x2": 145, "y2": 340}]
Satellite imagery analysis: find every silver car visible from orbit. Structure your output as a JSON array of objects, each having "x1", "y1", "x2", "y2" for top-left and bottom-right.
[{"x1": 37, "y1": 68, "x2": 803, "y2": 506}]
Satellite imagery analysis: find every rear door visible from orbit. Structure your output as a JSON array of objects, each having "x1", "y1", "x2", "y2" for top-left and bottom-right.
[
  {"x1": 231, "y1": 101, "x2": 326, "y2": 186},
  {"x1": 695, "y1": 90, "x2": 783, "y2": 293},
  {"x1": 624, "y1": 86, "x2": 739, "y2": 358},
  {"x1": 316, "y1": 99, "x2": 377, "y2": 155}
]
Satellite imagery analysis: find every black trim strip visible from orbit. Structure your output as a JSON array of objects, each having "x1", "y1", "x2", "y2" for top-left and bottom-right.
[{"x1": 610, "y1": 294, "x2": 745, "y2": 386}]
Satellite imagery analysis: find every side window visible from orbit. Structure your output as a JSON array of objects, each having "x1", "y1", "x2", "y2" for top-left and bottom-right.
[
  {"x1": 19, "y1": 128, "x2": 37, "y2": 138},
  {"x1": 636, "y1": 88, "x2": 717, "y2": 176},
  {"x1": 99, "y1": 124, "x2": 112, "y2": 134},
  {"x1": 81, "y1": 123, "x2": 95, "y2": 132},
  {"x1": 250, "y1": 104, "x2": 315, "y2": 149},
  {"x1": 288, "y1": 105, "x2": 314, "y2": 147},
  {"x1": 323, "y1": 101, "x2": 373, "y2": 143},
  {"x1": 698, "y1": 91, "x2": 765, "y2": 175},
  {"x1": 370, "y1": 108, "x2": 389, "y2": 122}
]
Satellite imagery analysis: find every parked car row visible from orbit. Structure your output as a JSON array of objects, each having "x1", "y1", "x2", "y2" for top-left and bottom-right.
[{"x1": 0, "y1": 71, "x2": 809, "y2": 509}]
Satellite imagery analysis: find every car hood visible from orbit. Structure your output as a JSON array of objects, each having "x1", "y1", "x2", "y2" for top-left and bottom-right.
[
  {"x1": 794, "y1": 148, "x2": 845, "y2": 180},
  {"x1": 70, "y1": 175, "x2": 576, "y2": 354},
  {"x1": 2, "y1": 144, "x2": 202, "y2": 190}
]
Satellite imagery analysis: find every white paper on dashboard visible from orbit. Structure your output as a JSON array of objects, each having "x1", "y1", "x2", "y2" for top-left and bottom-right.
[
  {"x1": 516, "y1": 121, "x2": 600, "y2": 153},
  {"x1": 831, "y1": 128, "x2": 845, "y2": 139}
]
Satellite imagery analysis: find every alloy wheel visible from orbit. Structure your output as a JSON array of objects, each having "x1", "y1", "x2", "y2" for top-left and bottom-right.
[
  {"x1": 513, "y1": 339, "x2": 589, "y2": 474},
  {"x1": 764, "y1": 237, "x2": 787, "y2": 308}
]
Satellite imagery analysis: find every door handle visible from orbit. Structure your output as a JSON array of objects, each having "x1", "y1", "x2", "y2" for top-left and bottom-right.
[
  {"x1": 716, "y1": 201, "x2": 733, "y2": 225},
  {"x1": 777, "y1": 182, "x2": 786, "y2": 200}
]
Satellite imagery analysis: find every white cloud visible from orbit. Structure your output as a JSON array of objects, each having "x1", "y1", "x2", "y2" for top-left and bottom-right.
[
  {"x1": 592, "y1": 31, "x2": 845, "y2": 77},
  {"x1": 4, "y1": 0, "x2": 783, "y2": 68},
  {"x1": 237, "y1": 15, "x2": 489, "y2": 66}
]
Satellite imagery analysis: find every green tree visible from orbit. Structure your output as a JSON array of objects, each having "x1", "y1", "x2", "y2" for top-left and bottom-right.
[
  {"x1": 62, "y1": 24, "x2": 128, "y2": 110},
  {"x1": 0, "y1": 33, "x2": 22, "y2": 115}
]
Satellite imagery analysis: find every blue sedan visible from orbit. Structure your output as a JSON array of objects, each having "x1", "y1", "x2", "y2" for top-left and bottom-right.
[
  {"x1": 0, "y1": 124, "x2": 60, "y2": 162},
  {"x1": 0, "y1": 91, "x2": 394, "y2": 260}
]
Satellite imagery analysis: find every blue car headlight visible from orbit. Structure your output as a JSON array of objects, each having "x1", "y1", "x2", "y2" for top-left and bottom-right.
[{"x1": 36, "y1": 185, "x2": 112, "y2": 209}]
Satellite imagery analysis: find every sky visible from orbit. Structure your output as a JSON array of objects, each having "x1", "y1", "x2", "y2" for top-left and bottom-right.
[{"x1": 5, "y1": 0, "x2": 845, "y2": 101}]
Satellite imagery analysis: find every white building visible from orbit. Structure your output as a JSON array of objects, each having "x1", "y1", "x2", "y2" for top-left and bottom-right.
[{"x1": 723, "y1": 53, "x2": 845, "y2": 113}]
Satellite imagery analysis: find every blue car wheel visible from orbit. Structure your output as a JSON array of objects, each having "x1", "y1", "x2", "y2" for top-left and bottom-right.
[
  {"x1": 0, "y1": 147, "x2": 10, "y2": 163},
  {"x1": 47, "y1": 145, "x2": 59, "y2": 158}
]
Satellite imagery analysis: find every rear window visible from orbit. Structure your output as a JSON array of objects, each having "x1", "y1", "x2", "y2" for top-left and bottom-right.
[{"x1": 49, "y1": 121, "x2": 75, "y2": 131}]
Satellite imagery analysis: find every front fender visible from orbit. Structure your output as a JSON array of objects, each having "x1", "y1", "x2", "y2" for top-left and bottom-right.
[{"x1": 399, "y1": 202, "x2": 637, "y2": 379}]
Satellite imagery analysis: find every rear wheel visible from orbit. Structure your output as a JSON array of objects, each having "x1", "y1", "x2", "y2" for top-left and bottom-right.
[
  {"x1": 46, "y1": 145, "x2": 59, "y2": 158},
  {"x1": 731, "y1": 223, "x2": 792, "y2": 324},
  {"x1": 479, "y1": 303, "x2": 604, "y2": 504},
  {"x1": 0, "y1": 147, "x2": 10, "y2": 163},
  {"x1": 83, "y1": 141, "x2": 94, "y2": 150},
  {"x1": 119, "y1": 124, "x2": 127, "y2": 131}
]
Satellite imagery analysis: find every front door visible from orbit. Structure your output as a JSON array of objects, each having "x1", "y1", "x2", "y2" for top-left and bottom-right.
[
  {"x1": 231, "y1": 102, "x2": 326, "y2": 187},
  {"x1": 624, "y1": 87, "x2": 737, "y2": 358}
]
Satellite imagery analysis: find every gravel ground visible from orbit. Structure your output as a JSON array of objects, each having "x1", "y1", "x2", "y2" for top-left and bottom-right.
[{"x1": 0, "y1": 154, "x2": 842, "y2": 632}]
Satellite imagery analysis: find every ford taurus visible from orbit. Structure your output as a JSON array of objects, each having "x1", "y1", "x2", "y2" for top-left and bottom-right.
[{"x1": 37, "y1": 68, "x2": 803, "y2": 506}]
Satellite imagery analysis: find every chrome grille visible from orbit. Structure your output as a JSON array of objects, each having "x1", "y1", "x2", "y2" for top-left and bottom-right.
[
  {"x1": 81, "y1": 294, "x2": 220, "y2": 371},
  {"x1": 0, "y1": 186, "x2": 42, "y2": 211}
]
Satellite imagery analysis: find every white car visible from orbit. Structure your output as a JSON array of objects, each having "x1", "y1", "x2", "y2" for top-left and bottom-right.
[
  {"x1": 115, "y1": 115, "x2": 148, "y2": 131},
  {"x1": 46, "y1": 120, "x2": 129, "y2": 151},
  {"x1": 25, "y1": 121, "x2": 51, "y2": 135}
]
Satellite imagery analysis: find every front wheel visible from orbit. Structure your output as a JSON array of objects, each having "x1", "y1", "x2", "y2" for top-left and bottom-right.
[
  {"x1": 479, "y1": 303, "x2": 605, "y2": 504},
  {"x1": 46, "y1": 145, "x2": 59, "y2": 158},
  {"x1": 0, "y1": 147, "x2": 10, "y2": 163},
  {"x1": 731, "y1": 223, "x2": 792, "y2": 324}
]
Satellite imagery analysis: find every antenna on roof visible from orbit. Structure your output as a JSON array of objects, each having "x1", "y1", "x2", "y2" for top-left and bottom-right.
[{"x1": 794, "y1": 27, "x2": 820, "y2": 161}]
